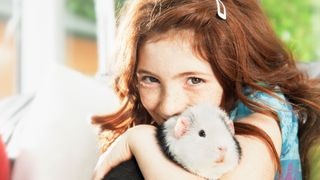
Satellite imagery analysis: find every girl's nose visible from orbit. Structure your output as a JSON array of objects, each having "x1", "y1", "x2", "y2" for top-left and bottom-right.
[{"x1": 157, "y1": 87, "x2": 188, "y2": 119}]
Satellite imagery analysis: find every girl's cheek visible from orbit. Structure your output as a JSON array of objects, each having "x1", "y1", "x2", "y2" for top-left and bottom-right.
[
  {"x1": 188, "y1": 86, "x2": 223, "y2": 106},
  {"x1": 139, "y1": 88, "x2": 161, "y2": 110}
]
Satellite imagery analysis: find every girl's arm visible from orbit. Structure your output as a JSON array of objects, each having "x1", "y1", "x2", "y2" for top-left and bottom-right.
[
  {"x1": 129, "y1": 113, "x2": 282, "y2": 180},
  {"x1": 221, "y1": 113, "x2": 282, "y2": 179},
  {"x1": 93, "y1": 112, "x2": 281, "y2": 179}
]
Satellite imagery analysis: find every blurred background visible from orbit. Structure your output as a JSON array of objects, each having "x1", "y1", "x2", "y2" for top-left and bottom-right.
[{"x1": 0, "y1": 0, "x2": 319, "y2": 99}]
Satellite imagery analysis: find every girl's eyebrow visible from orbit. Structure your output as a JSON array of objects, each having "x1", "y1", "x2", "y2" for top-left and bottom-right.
[
  {"x1": 136, "y1": 69, "x2": 155, "y2": 75},
  {"x1": 175, "y1": 72, "x2": 213, "y2": 78},
  {"x1": 136, "y1": 69, "x2": 213, "y2": 78}
]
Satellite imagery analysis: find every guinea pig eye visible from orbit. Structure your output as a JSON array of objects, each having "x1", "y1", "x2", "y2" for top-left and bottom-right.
[{"x1": 198, "y1": 130, "x2": 206, "y2": 137}]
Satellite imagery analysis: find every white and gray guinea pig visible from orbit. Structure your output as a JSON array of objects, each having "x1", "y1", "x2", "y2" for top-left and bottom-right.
[{"x1": 156, "y1": 104, "x2": 241, "y2": 180}]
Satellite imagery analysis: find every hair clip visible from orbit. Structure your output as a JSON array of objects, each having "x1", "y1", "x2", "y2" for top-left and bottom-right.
[{"x1": 216, "y1": 0, "x2": 227, "y2": 20}]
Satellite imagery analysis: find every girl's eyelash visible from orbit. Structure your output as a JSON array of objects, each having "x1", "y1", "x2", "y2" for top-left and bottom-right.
[{"x1": 137, "y1": 76, "x2": 160, "y2": 88}]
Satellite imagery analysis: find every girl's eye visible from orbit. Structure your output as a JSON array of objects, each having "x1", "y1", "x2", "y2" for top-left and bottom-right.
[
  {"x1": 187, "y1": 77, "x2": 204, "y2": 85},
  {"x1": 141, "y1": 76, "x2": 159, "y2": 83}
]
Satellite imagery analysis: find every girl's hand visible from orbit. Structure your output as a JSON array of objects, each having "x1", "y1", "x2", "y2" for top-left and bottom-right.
[{"x1": 92, "y1": 130, "x2": 132, "y2": 180}]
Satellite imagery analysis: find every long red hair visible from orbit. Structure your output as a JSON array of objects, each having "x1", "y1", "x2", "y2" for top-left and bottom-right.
[{"x1": 92, "y1": 0, "x2": 320, "y2": 178}]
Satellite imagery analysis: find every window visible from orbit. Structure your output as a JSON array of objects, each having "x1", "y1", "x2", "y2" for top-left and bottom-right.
[{"x1": 65, "y1": 0, "x2": 98, "y2": 75}]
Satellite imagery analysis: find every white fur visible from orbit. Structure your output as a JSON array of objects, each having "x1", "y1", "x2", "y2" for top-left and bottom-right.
[{"x1": 162, "y1": 104, "x2": 240, "y2": 179}]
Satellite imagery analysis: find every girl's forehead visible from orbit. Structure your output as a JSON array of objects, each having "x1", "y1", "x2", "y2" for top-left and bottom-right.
[
  {"x1": 144, "y1": 29, "x2": 195, "y2": 45},
  {"x1": 140, "y1": 29, "x2": 207, "y2": 62}
]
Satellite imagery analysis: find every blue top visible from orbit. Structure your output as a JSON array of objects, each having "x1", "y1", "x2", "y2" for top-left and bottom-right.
[{"x1": 230, "y1": 87, "x2": 302, "y2": 180}]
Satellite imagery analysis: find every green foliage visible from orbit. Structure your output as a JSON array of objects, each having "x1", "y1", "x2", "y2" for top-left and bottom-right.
[
  {"x1": 66, "y1": 0, "x2": 126, "y2": 22},
  {"x1": 66, "y1": 0, "x2": 96, "y2": 22},
  {"x1": 261, "y1": 0, "x2": 320, "y2": 62},
  {"x1": 114, "y1": 0, "x2": 127, "y2": 17},
  {"x1": 309, "y1": 144, "x2": 320, "y2": 180}
]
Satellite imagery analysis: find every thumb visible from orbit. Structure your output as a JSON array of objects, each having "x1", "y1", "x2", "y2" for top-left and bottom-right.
[{"x1": 92, "y1": 132, "x2": 132, "y2": 180}]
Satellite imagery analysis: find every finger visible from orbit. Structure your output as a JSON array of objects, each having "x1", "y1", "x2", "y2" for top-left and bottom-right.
[
  {"x1": 92, "y1": 171, "x2": 101, "y2": 180},
  {"x1": 93, "y1": 166, "x2": 111, "y2": 180},
  {"x1": 93, "y1": 154, "x2": 112, "y2": 180},
  {"x1": 93, "y1": 169, "x2": 110, "y2": 180},
  {"x1": 95, "y1": 164, "x2": 113, "y2": 180}
]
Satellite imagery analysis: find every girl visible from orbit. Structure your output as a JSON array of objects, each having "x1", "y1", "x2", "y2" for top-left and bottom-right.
[{"x1": 92, "y1": 0, "x2": 320, "y2": 179}]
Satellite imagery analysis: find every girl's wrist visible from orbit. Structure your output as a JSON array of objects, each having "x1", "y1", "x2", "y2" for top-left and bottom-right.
[{"x1": 127, "y1": 125, "x2": 157, "y2": 155}]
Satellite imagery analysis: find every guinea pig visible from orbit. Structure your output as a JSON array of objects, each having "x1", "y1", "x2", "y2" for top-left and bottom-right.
[
  {"x1": 156, "y1": 104, "x2": 241, "y2": 179},
  {"x1": 103, "y1": 104, "x2": 241, "y2": 180}
]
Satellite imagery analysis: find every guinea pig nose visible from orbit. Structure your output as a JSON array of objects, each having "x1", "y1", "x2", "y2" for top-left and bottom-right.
[{"x1": 218, "y1": 146, "x2": 227, "y2": 154}]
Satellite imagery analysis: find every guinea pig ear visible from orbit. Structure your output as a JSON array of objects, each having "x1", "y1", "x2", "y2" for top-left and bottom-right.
[
  {"x1": 226, "y1": 119, "x2": 235, "y2": 135},
  {"x1": 174, "y1": 116, "x2": 190, "y2": 139}
]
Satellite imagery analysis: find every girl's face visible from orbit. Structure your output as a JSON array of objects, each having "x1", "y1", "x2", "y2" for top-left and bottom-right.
[{"x1": 137, "y1": 35, "x2": 223, "y2": 124}]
